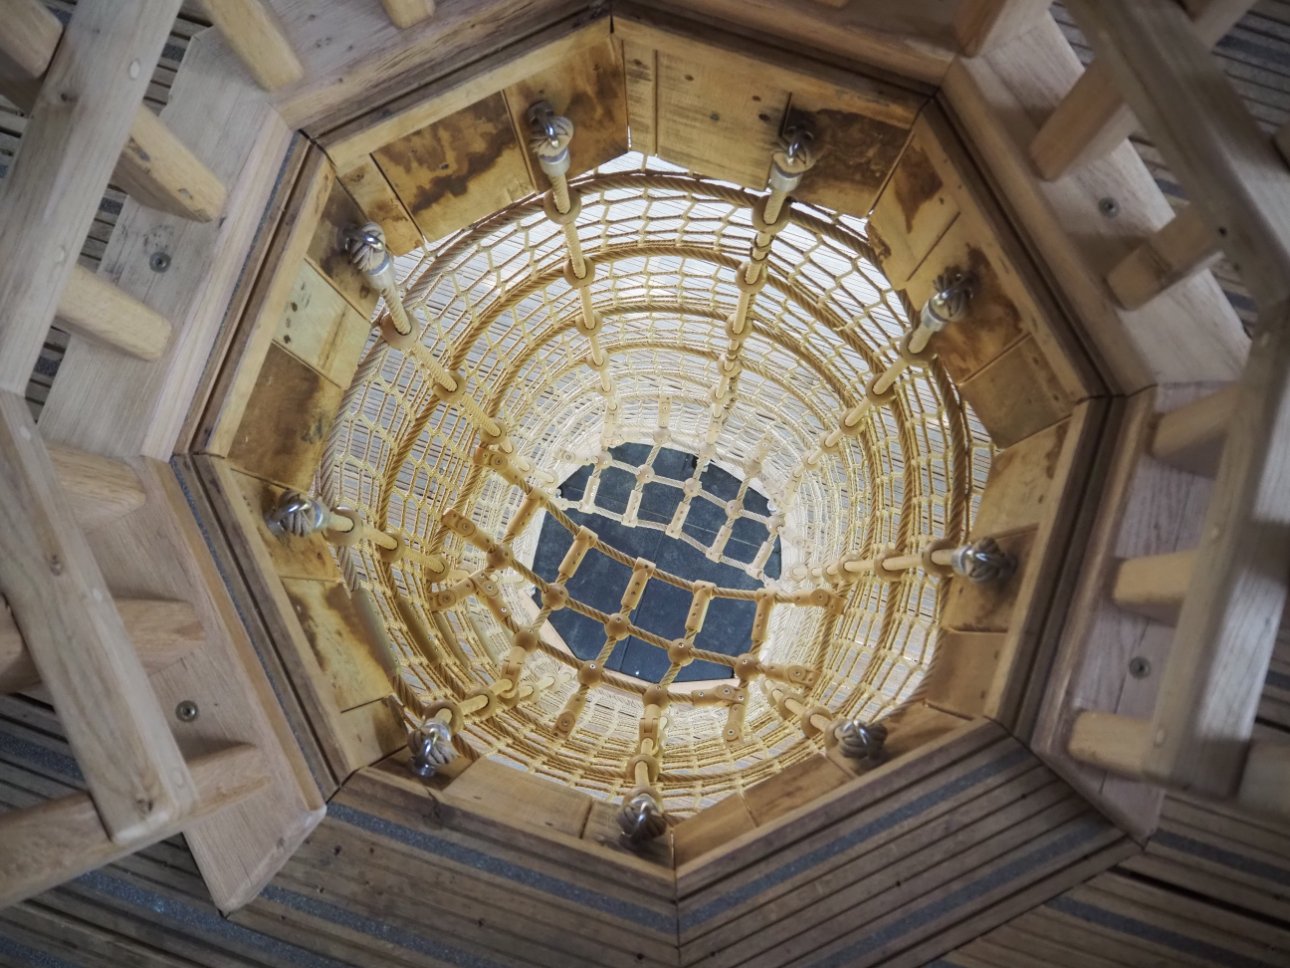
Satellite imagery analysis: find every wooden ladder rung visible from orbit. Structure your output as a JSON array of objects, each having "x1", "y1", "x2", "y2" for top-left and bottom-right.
[
  {"x1": 47, "y1": 443, "x2": 148, "y2": 531},
  {"x1": 200, "y1": 0, "x2": 303, "y2": 91},
  {"x1": 379, "y1": 0, "x2": 437, "y2": 28},
  {"x1": 1106, "y1": 207, "x2": 1221, "y2": 311},
  {"x1": 57, "y1": 266, "x2": 173, "y2": 361},
  {"x1": 0, "y1": 743, "x2": 270, "y2": 909},
  {"x1": 0, "y1": 0, "x2": 225, "y2": 224},
  {"x1": 1, "y1": 597, "x2": 203, "y2": 694},
  {"x1": 1029, "y1": 0, "x2": 1257, "y2": 180},
  {"x1": 1111, "y1": 549, "x2": 1195, "y2": 625},
  {"x1": 1068, "y1": 711, "x2": 1152, "y2": 777},
  {"x1": 1148, "y1": 384, "x2": 1238, "y2": 477}
]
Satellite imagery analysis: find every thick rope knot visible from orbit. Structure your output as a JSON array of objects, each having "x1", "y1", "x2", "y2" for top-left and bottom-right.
[
  {"x1": 920, "y1": 270, "x2": 975, "y2": 333},
  {"x1": 408, "y1": 719, "x2": 456, "y2": 778},
  {"x1": 265, "y1": 490, "x2": 329, "y2": 538},
  {"x1": 950, "y1": 537, "x2": 1016, "y2": 584},
  {"x1": 346, "y1": 222, "x2": 390, "y2": 274},
  {"x1": 617, "y1": 792, "x2": 667, "y2": 846},
  {"x1": 834, "y1": 719, "x2": 888, "y2": 764}
]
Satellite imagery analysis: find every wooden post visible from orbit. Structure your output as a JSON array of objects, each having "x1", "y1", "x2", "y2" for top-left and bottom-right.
[
  {"x1": 0, "y1": 0, "x2": 182, "y2": 394},
  {"x1": 199, "y1": 0, "x2": 304, "y2": 90},
  {"x1": 1105, "y1": 208, "x2": 1221, "y2": 310},
  {"x1": 0, "y1": 393, "x2": 196, "y2": 841},
  {"x1": 380, "y1": 0, "x2": 437, "y2": 28},
  {"x1": 1031, "y1": 0, "x2": 1257, "y2": 181},
  {"x1": 1, "y1": 597, "x2": 203, "y2": 694},
  {"x1": 954, "y1": 0, "x2": 1052, "y2": 56},
  {"x1": 0, "y1": 0, "x2": 227, "y2": 224},
  {"x1": 58, "y1": 266, "x2": 173, "y2": 361},
  {"x1": 1067, "y1": 0, "x2": 1290, "y2": 308},
  {"x1": 0, "y1": 744, "x2": 269, "y2": 909},
  {"x1": 1149, "y1": 384, "x2": 1238, "y2": 477}
]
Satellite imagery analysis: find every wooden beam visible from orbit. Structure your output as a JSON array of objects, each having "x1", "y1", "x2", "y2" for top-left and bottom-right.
[
  {"x1": 1030, "y1": 0, "x2": 1257, "y2": 182},
  {"x1": 0, "y1": 393, "x2": 195, "y2": 841},
  {"x1": 0, "y1": 0, "x2": 181, "y2": 395},
  {"x1": 47, "y1": 443, "x2": 148, "y2": 531},
  {"x1": 1069, "y1": 0, "x2": 1290, "y2": 307},
  {"x1": 115, "y1": 107, "x2": 228, "y2": 223},
  {"x1": 0, "y1": 0, "x2": 60, "y2": 109},
  {"x1": 0, "y1": 0, "x2": 226, "y2": 224},
  {"x1": 57, "y1": 266, "x2": 173, "y2": 361},
  {"x1": 1106, "y1": 207, "x2": 1221, "y2": 311},
  {"x1": 0, "y1": 744, "x2": 269, "y2": 909},
  {"x1": 380, "y1": 0, "x2": 436, "y2": 29},
  {"x1": 1067, "y1": 711, "x2": 1153, "y2": 778},
  {"x1": 1110, "y1": 549, "x2": 1194, "y2": 625},
  {"x1": 954, "y1": 0, "x2": 1052, "y2": 56},
  {"x1": 1149, "y1": 383, "x2": 1237, "y2": 477},
  {"x1": 1144, "y1": 297, "x2": 1290, "y2": 796},
  {"x1": 200, "y1": 0, "x2": 303, "y2": 91},
  {"x1": 1, "y1": 597, "x2": 204, "y2": 694}
]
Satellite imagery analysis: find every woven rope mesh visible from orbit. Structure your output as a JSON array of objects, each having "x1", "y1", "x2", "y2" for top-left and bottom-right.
[{"x1": 322, "y1": 153, "x2": 993, "y2": 815}]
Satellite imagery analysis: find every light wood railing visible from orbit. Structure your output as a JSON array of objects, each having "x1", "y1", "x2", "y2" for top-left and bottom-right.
[{"x1": 1027, "y1": 0, "x2": 1290, "y2": 816}]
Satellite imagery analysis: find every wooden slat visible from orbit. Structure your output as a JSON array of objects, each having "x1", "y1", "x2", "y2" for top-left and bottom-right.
[
  {"x1": 954, "y1": 0, "x2": 1053, "y2": 57},
  {"x1": 0, "y1": 597, "x2": 203, "y2": 694},
  {"x1": 57, "y1": 266, "x2": 172, "y2": 361},
  {"x1": 1068, "y1": 0, "x2": 1290, "y2": 307},
  {"x1": 1110, "y1": 549, "x2": 1194, "y2": 625},
  {"x1": 0, "y1": 744, "x2": 268, "y2": 909},
  {"x1": 199, "y1": 0, "x2": 303, "y2": 91},
  {"x1": 47, "y1": 443, "x2": 148, "y2": 531},
  {"x1": 1106, "y1": 207, "x2": 1221, "y2": 311},
  {"x1": 0, "y1": 0, "x2": 181, "y2": 395},
  {"x1": 1030, "y1": 0, "x2": 1257, "y2": 181},
  {"x1": 380, "y1": 0, "x2": 436, "y2": 29},
  {"x1": 1149, "y1": 384, "x2": 1237, "y2": 478},
  {"x1": 0, "y1": 392, "x2": 195, "y2": 841}
]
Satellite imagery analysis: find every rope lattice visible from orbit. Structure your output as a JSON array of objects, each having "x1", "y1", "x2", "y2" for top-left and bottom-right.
[{"x1": 321, "y1": 152, "x2": 992, "y2": 815}]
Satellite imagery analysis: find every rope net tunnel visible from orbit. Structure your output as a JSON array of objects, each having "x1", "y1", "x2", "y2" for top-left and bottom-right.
[{"x1": 307, "y1": 130, "x2": 994, "y2": 824}]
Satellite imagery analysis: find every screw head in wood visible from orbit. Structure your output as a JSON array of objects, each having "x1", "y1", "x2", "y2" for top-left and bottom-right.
[
  {"x1": 1128, "y1": 656, "x2": 1151, "y2": 679},
  {"x1": 1098, "y1": 197, "x2": 1120, "y2": 218},
  {"x1": 149, "y1": 251, "x2": 171, "y2": 272},
  {"x1": 175, "y1": 700, "x2": 199, "y2": 722}
]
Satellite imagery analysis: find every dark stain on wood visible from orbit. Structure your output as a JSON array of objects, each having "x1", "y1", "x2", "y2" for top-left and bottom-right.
[
  {"x1": 891, "y1": 139, "x2": 944, "y2": 233},
  {"x1": 795, "y1": 111, "x2": 910, "y2": 219},
  {"x1": 958, "y1": 338, "x2": 1073, "y2": 449},
  {"x1": 229, "y1": 343, "x2": 344, "y2": 491}
]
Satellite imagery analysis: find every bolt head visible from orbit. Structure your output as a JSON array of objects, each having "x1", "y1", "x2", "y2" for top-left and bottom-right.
[{"x1": 175, "y1": 700, "x2": 199, "y2": 722}]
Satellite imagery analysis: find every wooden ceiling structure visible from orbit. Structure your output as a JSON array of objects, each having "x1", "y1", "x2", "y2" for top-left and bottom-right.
[{"x1": 0, "y1": 1, "x2": 1288, "y2": 967}]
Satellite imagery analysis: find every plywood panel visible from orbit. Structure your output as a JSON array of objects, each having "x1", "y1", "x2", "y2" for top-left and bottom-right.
[
  {"x1": 958, "y1": 336, "x2": 1076, "y2": 449},
  {"x1": 373, "y1": 92, "x2": 532, "y2": 243},
  {"x1": 336, "y1": 156, "x2": 423, "y2": 256},
  {"x1": 742, "y1": 754, "x2": 851, "y2": 826},
  {"x1": 227, "y1": 342, "x2": 344, "y2": 491},
  {"x1": 673, "y1": 790, "x2": 756, "y2": 868},
  {"x1": 502, "y1": 39, "x2": 629, "y2": 188},
  {"x1": 941, "y1": 529, "x2": 1034, "y2": 632},
  {"x1": 923, "y1": 631, "x2": 1007, "y2": 719},
  {"x1": 621, "y1": 40, "x2": 658, "y2": 155},
  {"x1": 228, "y1": 467, "x2": 341, "y2": 583},
  {"x1": 282, "y1": 578, "x2": 392, "y2": 712},
  {"x1": 306, "y1": 179, "x2": 381, "y2": 316},
  {"x1": 442, "y1": 758, "x2": 594, "y2": 840},
  {"x1": 274, "y1": 262, "x2": 371, "y2": 389},
  {"x1": 973, "y1": 418, "x2": 1071, "y2": 537}
]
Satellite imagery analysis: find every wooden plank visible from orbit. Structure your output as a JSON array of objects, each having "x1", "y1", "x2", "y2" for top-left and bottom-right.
[
  {"x1": 956, "y1": 337, "x2": 1074, "y2": 448},
  {"x1": 1106, "y1": 207, "x2": 1221, "y2": 311},
  {"x1": 281, "y1": 578, "x2": 393, "y2": 711},
  {"x1": 0, "y1": 0, "x2": 181, "y2": 395},
  {"x1": 274, "y1": 262, "x2": 372, "y2": 388},
  {"x1": 941, "y1": 529, "x2": 1032, "y2": 632},
  {"x1": 380, "y1": 0, "x2": 436, "y2": 29},
  {"x1": 1069, "y1": 0, "x2": 1290, "y2": 308},
  {"x1": 1149, "y1": 383, "x2": 1237, "y2": 478},
  {"x1": 1143, "y1": 298, "x2": 1290, "y2": 795},
  {"x1": 57, "y1": 266, "x2": 172, "y2": 361},
  {"x1": 337, "y1": 157, "x2": 423, "y2": 256},
  {"x1": 320, "y1": 19, "x2": 611, "y2": 172},
  {"x1": 673, "y1": 789, "x2": 756, "y2": 868},
  {"x1": 441, "y1": 758, "x2": 595, "y2": 840},
  {"x1": 972, "y1": 418, "x2": 1070, "y2": 537},
  {"x1": 1030, "y1": 0, "x2": 1257, "y2": 182},
  {"x1": 954, "y1": 1, "x2": 1053, "y2": 57},
  {"x1": 306, "y1": 178, "x2": 382, "y2": 317},
  {"x1": 38, "y1": 26, "x2": 295, "y2": 460},
  {"x1": 47, "y1": 444, "x2": 148, "y2": 532},
  {"x1": 501, "y1": 39, "x2": 629, "y2": 190},
  {"x1": 200, "y1": 0, "x2": 303, "y2": 91},
  {"x1": 741, "y1": 754, "x2": 851, "y2": 826},
  {"x1": 0, "y1": 745, "x2": 268, "y2": 910},
  {"x1": 0, "y1": 393, "x2": 195, "y2": 841},
  {"x1": 372, "y1": 92, "x2": 532, "y2": 244},
  {"x1": 941, "y1": 17, "x2": 1247, "y2": 392},
  {"x1": 1, "y1": 597, "x2": 203, "y2": 695},
  {"x1": 922, "y1": 631, "x2": 1007, "y2": 719},
  {"x1": 1110, "y1": 549, "x2": 1193, "y2": 625},
  {"x1": 226, "y1": 342, "x2": 345, "y2": 491},
  {"x1": 621, "y1": 40, "x2": 658, "y2": 156},
  {"x1": 89, "y1": 457, "x2": 326, "y2": 911}
]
